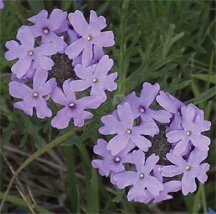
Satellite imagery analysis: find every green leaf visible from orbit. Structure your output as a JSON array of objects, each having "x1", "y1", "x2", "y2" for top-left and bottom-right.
[
  {"x1": 186, "y1": 85, "x2": 216, "y2": 104},
  {"x1": 192, "y1": 74, "x2": 216, "y2": 84}
]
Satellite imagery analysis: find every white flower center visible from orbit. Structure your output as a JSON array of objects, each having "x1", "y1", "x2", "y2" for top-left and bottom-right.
[
  {"x1": 114, "y1": 156, "x2": 121, "y2": 163},
  {"x1": 28, "y1": 50, "x2": 33, "y2": 56},
  {"x1": 139, "y1": 173, "x2": 145, "y2": 179},
  {"x1": 87, "y1": 34, "x2": 93, "y2": 41},
  {"x1": 43, "y1": 28, "x2": 49, "y2": 35},
  {"x1": 92, "y1": 78, "x2": 98, "y2": 83},
  {"x1": 186, "y1": 130, "x2": 192, "y2": 136},
  {"x1": 32, "y1": 92, "x2": 39, "y2": 98},
  {"x1": 139, "y1": 106, "x2": 145, "y2": 113},
  {"x1": 69, "y1": 102, "x2": 76, "y2": 108},
  {"x1": 186, "y1": 165, "x2": 192, "y2": 171},
  {"x1": 126, "y1": 128, "x2": 132, "y2": 135}
]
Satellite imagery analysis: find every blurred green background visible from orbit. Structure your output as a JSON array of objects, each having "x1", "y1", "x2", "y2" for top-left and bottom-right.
[{"x1": 0, "y1": 0, "x2": 215, "y2": 213}]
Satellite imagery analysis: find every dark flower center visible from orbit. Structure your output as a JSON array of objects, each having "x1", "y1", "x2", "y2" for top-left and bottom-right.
[
  {"x1": 49, "y1": 53, "x2": 78, "y2": 86},
  {"x1": 146, "y1": 124, "x2": 172, "y2": 165}
]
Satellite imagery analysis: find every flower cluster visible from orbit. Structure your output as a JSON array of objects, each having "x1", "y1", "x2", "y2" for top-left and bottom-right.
[
  {"x1": 6, "y1": 9, "x2": 117, "y2": 129},
  {"x1": 92, "y1": 82, "x2": 211, "y2": 203}
]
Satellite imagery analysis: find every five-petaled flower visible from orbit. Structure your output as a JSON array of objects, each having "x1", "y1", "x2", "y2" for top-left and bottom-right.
[
  {"x1": 9, "y1": 69, "x2": 56, "y2": 118},
  {"x1": 65, "y1": 10, "x2": 115, "y2": 66},
  {"x1": 5, "y1": 27, "x2": 57, "y2": 78},
  {"x1": 162, "y1": 150, "x2": 209, "y2": 195}
]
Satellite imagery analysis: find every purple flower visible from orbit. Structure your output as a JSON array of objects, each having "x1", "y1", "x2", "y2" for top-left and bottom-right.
[
  {"x1": 162, "y1": 150, "x2": 209, "y2": 195},
  {"x1": 92, "y1": 139, "x2": 133, "y2": 177},
  {"x1": 70, "y1": 55, "x2": 117, "y2": 101},
  {"x1": 0, "y1": 0, "x2": 4, "y2": 9},
  {"x1": 156, "y1": 91, "x2": 185, "y2": 130},
  {"x1": 5, "y1": 27, "x2": 57, "y2": 78},
  {"x1": 28, "y1": 9, "x2": 68, "y2": 52},
  {"x1": 9, "y1": 69, "x2": 56, "y2": 118},
  {"x1": 51, "y1": 80, "x2": 100, "y2": 129},
  {"x1": 65, "y1": 10, "x2": 114, "y2": 66},
  {"x1": 112, "y1": 150, "x2": 164, "y2": 201},
  {"x1": 124, "y1": 82, "x2": 172, "y2": 131},
  {"x1": 153, "y1": 181, "x2": 181, "y2": 203},
  {"x1": 166, "y1": 105, "x2": 211, "y2": 155},
  {"x1": 99, "y1": 103, "x2": 158, "y2": 155}
]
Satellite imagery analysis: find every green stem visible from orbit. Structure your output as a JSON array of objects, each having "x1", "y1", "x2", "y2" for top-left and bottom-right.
[
  {"x1": 0, "y1": 129, "x2": 74, "y2": 212},
  {"x1": 64, "y1": 146, "x2": 79, "y2": 213}
]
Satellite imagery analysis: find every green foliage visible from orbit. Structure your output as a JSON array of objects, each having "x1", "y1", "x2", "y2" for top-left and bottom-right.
[{"x1": 0, "y1": 0, "x2": 215, "y2": 213}]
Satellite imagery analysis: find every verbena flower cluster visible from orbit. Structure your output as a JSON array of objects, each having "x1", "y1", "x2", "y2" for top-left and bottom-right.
[
  {"x1": 6, "y1": 9, "x2": 117, "y2": 129},
  {"x1": 92, "y1": 82, "x2": 211, "y2": 204}
]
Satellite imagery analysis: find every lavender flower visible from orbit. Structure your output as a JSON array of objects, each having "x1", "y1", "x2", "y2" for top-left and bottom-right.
[
  {"x1": 65, "y1": 10, "x2": 115, "y2": 66},
  {"x1": 123, "y1": 82, "x2": 172, "y2": 132},
  {"x1": 99, "y1": 103, "x2": 158, "y2": 155},
  {"x1": 92, "y1": 139, "x2": 133, "y2": 177},
  {"x1": 6, "y1": 9, "x2": 116, "y2": 128},
  {"x1": 9, "y1": 69, "x2": 56, "y2": 118},
  {"x1": 70, "y1": 55, "x2": 117, "y2": 101},
  {"x1": 93, "y1": 82, "x2": 211, "y2": 204},
  {"x1": 28, "y1": 9, "x2": 68, "y2": 52},
  {"x1": 166, "y1": 105, "x2": 211, "y2": 155},
  {"x1": 5, "y1": 27, "x2": 57, "y2": 78},
  {"x1": 162, "y1": 150, "x2": 209, "y2": 195},
  {"x1": 51, "y1": 80, "x2": 100, "y2": 129},
  {"x1": 112, "y1": 150, "x2": 164, "y2": 200}
]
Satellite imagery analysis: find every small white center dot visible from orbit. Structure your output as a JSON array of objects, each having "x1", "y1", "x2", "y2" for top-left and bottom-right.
[
  {"x1": 139, "y1": 106, "x2": 145, "y2": 113},
  {"x1": 114, "y1": 156, "x2": 121, "y2": 163},
  {"x1": 139, "y1": 173, "x2": 144, "y2": 179},
  {"x1": 87, "y1": 34, "x2": 93, "y2": 41},
  {"x1": 186, "y1": 165, "x2": 192, "y2": 171},
  {"x1": 69, "y1": 102, "x2": 76, "y2": 108},
  {"x1": 28, "y1": 50, "x2": 33, "y2": 56},
  {"x1": 43, "y1": 28, "x2": 49, "y2": 35},
  {"x1": 32, "y1": 92, "x2": 39, "y2": 98},
  {"x1": 93, "y1": 78, "x2": 98, "y2": 83},
  {"x1": 126, "y1": 128, "x2": 132, "y2": 135},
  {"x1": 186, "y1": 130, "x2": 192, "y2": 136}
]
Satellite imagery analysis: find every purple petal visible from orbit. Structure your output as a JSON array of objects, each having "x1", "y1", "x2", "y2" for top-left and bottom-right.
[
  {"x1": 35, "y1": 98, "x2": 52, "y2": 118},
  {"x1": 81, "y1": 42, "x2": 93, "y2": 66},
  {"x1": 166, "y1": 130, "x2": 185, "y2": 143},
  {"x1": 107, "y1": 134, "x2": 129, "y2": 155},
  {"x1": 93, "y1": 139, "x2": 108, "y2": 156},
  {"x1": 51, "y1": 107, "x2": 72, "y2": 129},
  {"x1": 65, "y1": 38, "x2": 86, "y2": 59},
  {"x1": 11, "y1": 57, "x2": 32, "y2": 78},
  {"x1": 14, "y1": 101, "x2": 33, "y2": 116},
  {"x1": 140, "y1": 82, "x2": 160, "y2": 108},
  {"x1": 16, "y1": 27, "x2": 34, "y2": 48},
  {"x1": 162, "y1": 165, "x2": 182, "y2": 177},
  {"x1": 33, "y1": 69, "x2": 48, "y2": 90},
  {"x1": 9, "y1": 81, "x2": 31, "y2": 99},
  {"x1": 117, "y1": 103, "x2": 134, "y2": 127},
  {"x1": 73, "y1": 110, "x2": 93, "y2": 127},
  {"x1": 144, "y1": 154, "x2": 159, "y2": 174},
  {"x1": 95, "y1": 55, "x2": 113, "y2": 77},
  {"x1": 132, "y1": 134, "x2": 151, "y2": 152},
  {"x1": 92, "y1": 160, "x2": 109, "y2": 177},
  {"x1": 145, "y1": 175, "x2": 164, "y2": 196},
  {"x1": 35, "y1": 55, "x2": 54, "y2": 70},
  {"x1": 62, "y1": 80, "x2": 76, "y2": 101},
  {"x1": 51, "y1": 86, "x2": 67, "y2": 106},
  {"x1": 68, "y1": 11, "x2": 89, "y2": 36},
  {"x1": 104, "y1": 73, "x2": 118, "y2": 91},
  {"x1": 173, "y1": 139, "x2": 188, "y2": 155},
  {"x1": 182, "y1": 173, "x2": 197, "y2": 195},
  {"x1": 191, "y1": 135, "x2": 210, "y2": 152},
  {"x1": 150, "y1": 109, "x2": 172, "y2": 123},
  {"x1": 28, "y1": 10, "x2": 48, "y2": 23},
  {"x1": 90, "y1": 10, "x2": 106, "y2": 29},
  {"x1": 70, "y1": 79, "x2": 91, "y2": 91},
  {"x1": 49, "y1": 9, "x2": 67, "y2": 31},
  {"x1": 99, "y1": 115, "x2": 123, "y2": 135},
  {"x1": 112, "y1": 171, "x2": 136, "y2": 189},
  {"x1": 93, "y1": 31, "x2": 115, "y2": 47},
  {"x1": 166, "y1": 153, "x2": 186, "y2": 166},
  {"x1": 131, "y1": 150, "x2": 145, "y2": 172},
  {"x1": 196, "y1": 163, "x2": 209, "y2": 183},
  {"x1": 5, "y1": 41, "x2": 24, "y2": 60}
]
